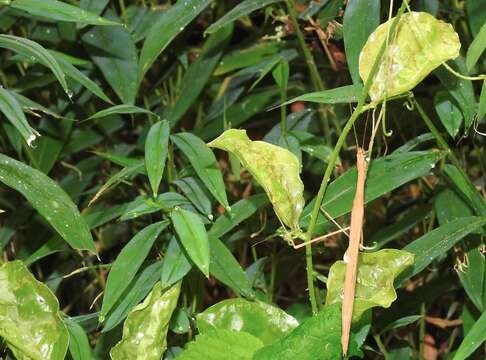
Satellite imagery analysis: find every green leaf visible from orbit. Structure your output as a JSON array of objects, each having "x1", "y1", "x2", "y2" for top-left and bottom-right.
[
  {"x1": 0, "y1": 34, "x2": 69, "y2": 96},
  {"x1": 398, "y1": 217, "x2": 486, "y2": 284},
  {"x1": 10, "y1": 0, "x2": 119, "y2": 25},
  {"x1": 172, "y1": 132, "x2": 229, "y2": 210},
  {"x1": 0, "y1": 153, "x2": 96, "y2": 253},
  {"x1": 100, "y1": 221, "x2": 169, "y2": 321},
  {"x1": 205, "y1": 0, "x2": 281, "y2": 35},
  {"x1": 171, "y1": 207, "x2": 210, "y2": 277},
  {"x1": 466, "y1": 0, "x2": 486, "y2": 36},
  {"x1": 466, "y1": 21, "x2": 486, "y2": 71},
  {"x1": 343, "y1": 0, "x2": 380, "y2": 84},
  {"x1": 0, "y1": 260, "x2": 69, "y2": 360},
  {"x1": 87, "y1": 104, "x2": 157, "y2": 120},
  {"x1": 145, "y1": 120, "x2": 170, "y2": 197},
  {"x1": 173, "y1": 177, "x2": 213, "y2": 219},
  {"x1": 272, "y1": 59, "x2": 289, "y2": 93},
  {"x1": 66, "y1": 318, "x2": 91, "y2": 360},
  {"x1": 102, "y1": 261, "x2": 163, "y2": 333},
  {"x1": 177, "y1": 329, "x2": 264, "y2": 360},
  {"x1": 326, "y1": 249, "x2": 414, "y2": 320},
  {"x1": 82, "y1": 15, "x2": 138, "y2": 104},
  {"x1": 160, "y1": 236, "x2": 192, "y2": 288},
  {"x1": 457, "y1": 248, "x2": 486, "y2": 312},
  {"x1": 360, "y1": 12, "x2": 460, "y2": 102},
  {"x1": 8, "y1": 89, "x2": 61, "y2": 119},
  {"x1": 452, "y1": 310, "x2": 486, "y2": 360},
  {"x1": 479, "y1": 80, "x2": 486, "y2": 121},
  {"x1": 209, "y1": 236, "x2": 254, "y2": 298},
  {"x1": 282, "y1": 85, "x2": 362, "y2": 106},
  {"x1": 110, "y1": 282, "x2": 181, "y2": 360},
  {"x1": 209, "y1": 193, "x2": 269, "y2": 238},
  {"x1": 0, "y1": 87, "x2": 39, "y2": 146},
  {"x1": 434, "y1": 90, "x2": 463, "y2": 137},
  {"x1": 208, "y1": 129, "x2": 304, "y2": 232},
  {"x1": 139, "y1": 0, "x2": 211, "y2": 80},
  {"x1": 197, "y1": 298, "x2": 298, "y2": 345},
  {"x1": 253, "y1": 303, "x2": 342, "y2": 360},
  {"x1": 300, "y1": 150, "x2": 443, "y2": 232}
]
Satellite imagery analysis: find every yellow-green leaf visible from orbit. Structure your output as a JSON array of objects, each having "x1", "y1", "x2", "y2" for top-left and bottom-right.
[
  {"x1": 208, "y1": 129, "x2": 304, "y2": 231},
  {"x1": 326, "y1": 249, "x2": 414, "y2": 321},
  {"x1": 0, "y1": 260, "x2": 69, "y2": 360},
  {"x1": 110, "y1": 282, "x2": 181, "y2": 360},
  {"x1": 359, "y1": 11, "x2": 460, "y2": 103}
]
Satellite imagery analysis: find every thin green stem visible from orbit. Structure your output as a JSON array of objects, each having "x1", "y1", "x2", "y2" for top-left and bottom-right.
[
  {"x1": 118, "y1": 0, "x2": 128, "y2": 23},
  {"x1": 373, "y1": 334, "x2": 392, "y2": 360},
  {"x1": 280, "y1": 87, "x2": 287, "y2": 136},
  {"x1": 306, "y1": 1, "x2": 410, "y2": 245},
  {"x1": 419, "y1": 303, "x2": 426, "y2": 360}
]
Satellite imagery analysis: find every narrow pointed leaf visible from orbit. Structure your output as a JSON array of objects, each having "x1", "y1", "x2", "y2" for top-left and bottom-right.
[
  {"x1": 172, "y1": 132, "x2": 229, "y2": 210},
  {"x1": 282, "y1": 85, "x2": 362, "y2": 106},
  {"x1": 10, "y1": 0, "x2": 119, "y2": 25},
  {"x1": 100, "y1": 221, "x2": 169, "y2": 320},
  {"x1": 0, "y1": 87, "x2": 39, "y2": 146},
  {"x1": 87, "y1": 104, "x2": 157, "y2": 120},
  {"x1": 139, "y1": 0, "x2": 211, "y2": 80},
  {"x1": 0, "y1": 260, "x2": 69, "y2": 360},
  {"x1": 0, "y1": 153, "x2": 96, "y2": 253},
  {"x1": 110, "y1": 282, "x2": 181, "y2": 360},
  {"x1": 160, "y1": 236, "x2": 192, "y2": 288},
  {"x1": 452, "y1": 310, "x2": 486, "y2": 360},
  {"x1": 66, "y1": 318, "x2": 91, "y2": 360},
  {"x1": 360, "y1": 12, "x2": 460, "y2": 102},
  {"x1": 197, "y1": 299, "x2": 298, "y2": 345},
  {"x1": 466, "y1": 22, "x2": 486, "y2": 71},
  {"x1": 173, "y1": 177, "x2": 213, "y2": 218},
  {"x1": 326, "y1": 249, "x2": 414, "y2": 320},
  {"x1": 171, "y1": 207, "x2": 210, "y2": 277},
  {"x1": 208, "y1": 129, "x2": 304, "y2": 231},
  {"x1": 145, "y1": 120, "x2": 170, "y2": 196}
]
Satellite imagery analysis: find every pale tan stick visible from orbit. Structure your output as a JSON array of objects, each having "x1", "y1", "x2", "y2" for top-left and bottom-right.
[
  {"x1": 320, "y1": 206, "x2": 350, "y2": 238},
  {"x1": 293, "y1": 226, "x2": 351, "y2": 249},
  {"x1": 341, "y1": 147, "x2": 368, "y2": 356}
]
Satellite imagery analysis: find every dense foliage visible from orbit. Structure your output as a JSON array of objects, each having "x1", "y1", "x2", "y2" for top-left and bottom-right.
[{"x1": 0, "y1": 0, "x2": 486, "y2": 359}]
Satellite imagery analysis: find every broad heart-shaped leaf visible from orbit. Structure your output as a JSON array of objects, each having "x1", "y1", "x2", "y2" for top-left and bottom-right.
[
  {"x1": 0, "y1": 153, "x2": 96, "y2": 254},
  {"x1": 359, "y1": 11, "x2": 460, "y2": 103},
  {"x1": 208, "y1": 129, "x2": 304, "y2": 232},
  {"x1": 326, "y1": 249, "x2": 414, "y2": 321},
  {"x1": 252, "y1": 303, "x2": 342, "y2": 360},
  {"x1": 177, "y1": 329, "x2": 264, "y2": 360},
  {"x1": 145, "y1": 120, "x2": 170, "y2": 197},
  {"x1": 170, "y1": 207, "x2": 210, "y2": 277},
  {"x1": 110, "y1": 282, "x2": 181, "y2": 360},
  {"x1": 197, "y1": 299, "x2": 298, "y2": 346},
  {"x1": 0, "y1": 261, "x2": 69, "y2": 360}
]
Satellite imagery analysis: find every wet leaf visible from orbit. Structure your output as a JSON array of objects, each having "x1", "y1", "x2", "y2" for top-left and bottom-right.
[
  {"x1": 145, "y1": 120, "x2": 170, "y2": 196},
  {"x1": 110, "y1": 282, "x2": 181, "y2": 360},
  {"x1": 0, "y1": 87, "x2": 39, "y2": 146},
  {"x1": 0, "y1": 260, "x2": 69, "y2": 360},
  {"x1": 360, "y1": 12, "x2": 460, "y2": 102},
  {"x1": 172, "y1": 132, "x2": 229, "y2": 210},
  {"x1": 100, "y1": 221, "x2": 169, "y2": 321},
  {"x1": 253, "y1": 303, "x2": 342, "y2": 360},
  {"x1": 171, "y1": 207, "x2": 210, "y2": 277},
  {"x1": 326, "y1": 249, "x2": 414, "y2": 320},
  {"x1": 177, "y1": 329, "x2": 264, "y2": 360},
  {"x1": 197, "y1": 298, "x2": 298, "y2": 345},
  {"x1": 0, "y1": 153, "x2": 96, "y2": 253},
  {"x1": 208, "y1": 129, "x2": 304, "y2": 232},
  {"x1": 10, "y1": 0, "x2": 119, "y2": 25}
]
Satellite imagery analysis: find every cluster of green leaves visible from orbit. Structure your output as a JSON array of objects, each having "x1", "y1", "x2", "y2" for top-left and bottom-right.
[{"x1": 0, "y1": 0, "x2": 486, "y2": 359}]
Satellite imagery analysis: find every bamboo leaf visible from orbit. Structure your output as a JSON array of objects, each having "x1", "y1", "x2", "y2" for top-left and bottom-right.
[
  {"x1": 160, "y1": 236, "x2": 192, "y2": 288},
  {"x1": 282, "y1": 85, "x2": 362, "y2": 106},
  {"x1": 452, "y1": 310, "x2": 486, "y2": 360},
  {"x1": 208, "y1": 129, "x2": 304, "y2": 232},
  {"x1": 66, "y1": 318, "x2": 92, "y2": 360},
  {"x1": 87, "y1": 104, "x2": 157, "y2": 121},
  {"x1": 145, "y1": 120, "x2": 170, "y2": 197},
  {"x1": 466, "y1": 21, "x2": 486, "y2": 71}
]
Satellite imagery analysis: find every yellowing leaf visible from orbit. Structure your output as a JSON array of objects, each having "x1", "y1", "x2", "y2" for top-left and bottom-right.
[
  {"x1": 0, "y1": 260, "x2": 69, "y2": 360},
  {"x1": 325, "y1": 249, "x2": 414, "y2": 320},
  {"x1": 359, "y1": 11, "x2": 460, "y2": 102},
  {"x1": 110, "y1": 282, "x2": 181, "y2": 360},
  {"x1": 208, "y1": 129, "x2": 304, "y2": 231}
]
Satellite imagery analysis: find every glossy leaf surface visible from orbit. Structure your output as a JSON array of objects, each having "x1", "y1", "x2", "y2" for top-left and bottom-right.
[
  {"x1": 253, "y1": 303, "x2": 342, "y2": 360},
  {"x1": 360, "y1": 12, "x2": 460, "y2": 102},
  {"x1": 326, "y1": 249, "x2": 414, "y2": 320},
  {"x1": 197, "y1": 298, "x2": 298, "y2": 345},
  {"x1": 145, "y1": 120, "x2": 170, "y2": 196},
  {"x1": 208, "y1": 129, "x2": 304, "y2": 231},
  {"x1": 0, "y1": 153, "x2": 96, "y2": 253},
  {"x1": 0, "y1": 260, "x2": 68, "y2": 360},
  {"x1": 171, "y1": 207, "x2": 210, "y2": 277},
  {"x1": 110, "y1": 282, "x2": 181, "y2": 360},
  {"x1": 100, "y1": 221, "x2": 168, "y2": 320},
  {"x1": 177, "y1": 329, "x2": 264, "y2": 360}
]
